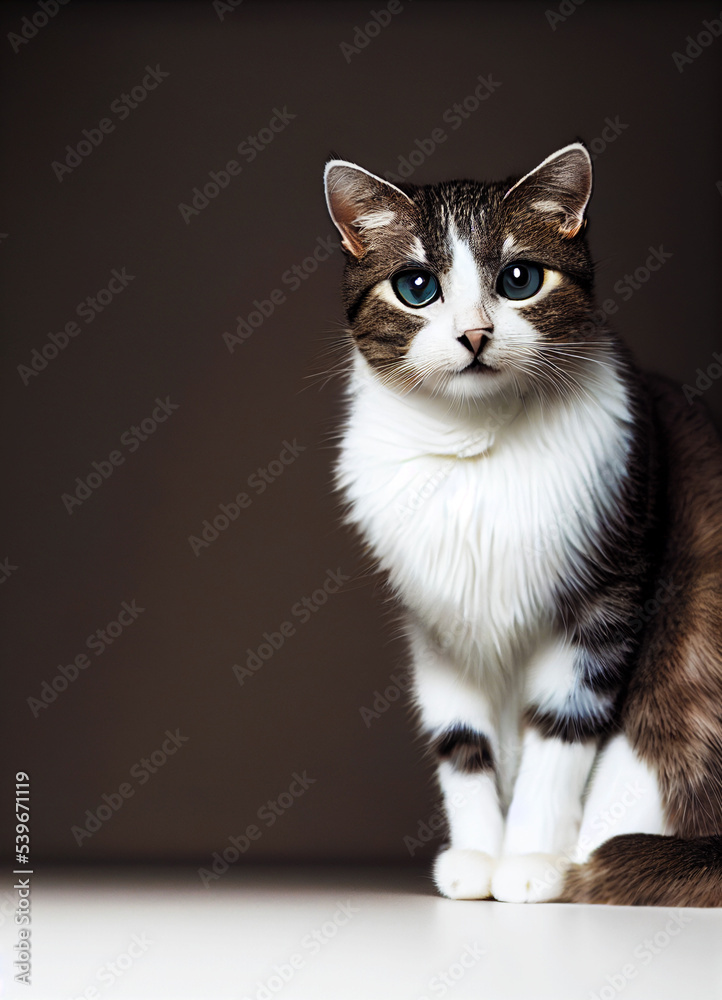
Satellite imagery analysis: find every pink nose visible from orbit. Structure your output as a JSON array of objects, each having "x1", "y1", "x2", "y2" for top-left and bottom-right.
[
  {"x1": 458, "y1": 320, "x2": 493, "y2": 357},
  {"x1": 461, "y1": 329, "x2": 491, "y2": 355}
]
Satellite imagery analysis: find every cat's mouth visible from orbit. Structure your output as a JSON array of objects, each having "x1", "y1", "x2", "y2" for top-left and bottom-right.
[{"x1": 459, "y1": 358, "x2": 499, "y2": 375}]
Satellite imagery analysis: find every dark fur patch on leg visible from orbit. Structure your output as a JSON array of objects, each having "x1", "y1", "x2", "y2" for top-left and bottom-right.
[
  {"x1": 523, "y1": 706, "x2": 611, "y2": 743},
  {"x1": 556, "y1": 833, "x2": 722, "y2": 906},
  {"x1": 430, "y1": 726, "x2": 493, "y2": 772}
]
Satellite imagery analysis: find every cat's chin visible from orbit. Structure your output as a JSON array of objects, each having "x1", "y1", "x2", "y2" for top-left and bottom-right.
[{"x1": 440, "y1": 367, "x2": 516, "y2": 404}]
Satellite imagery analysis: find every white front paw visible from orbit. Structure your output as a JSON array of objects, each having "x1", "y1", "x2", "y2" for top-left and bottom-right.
[
  {"x1": 433, "y1": 848, "x2": 496, "y2": 900},
  {"x1": 491, "y1": 853, "x2": 571, "y2": 903}
]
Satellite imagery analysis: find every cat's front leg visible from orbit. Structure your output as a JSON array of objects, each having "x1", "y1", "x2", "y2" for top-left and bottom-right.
[
  {"x1": 492, "y1": 728, "x2": 597, "y2": 902},
  {"x1": 491, "y1": 636, "x2": 608, "y2": 903},
  {"x1": 409, "y1": 624, "x2": 505, "y2": 899}
]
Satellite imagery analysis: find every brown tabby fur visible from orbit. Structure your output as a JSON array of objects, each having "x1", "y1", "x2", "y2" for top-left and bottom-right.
[{"x1": 559, "y1": 375, "x2": 722, "y2": 905}]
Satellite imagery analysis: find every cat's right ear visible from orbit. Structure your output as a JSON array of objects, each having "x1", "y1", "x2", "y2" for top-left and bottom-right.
[{"x1": 323, "y1": 160, "x2": 416, "y2": 259}]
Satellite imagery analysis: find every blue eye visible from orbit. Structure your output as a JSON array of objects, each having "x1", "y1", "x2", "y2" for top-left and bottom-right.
[
  {"x1": 391, "y1": 269, "x2": 440, "y2": 308},
  {"x1": 497, "y1": 262, "x2": 544, "y2": 300}
]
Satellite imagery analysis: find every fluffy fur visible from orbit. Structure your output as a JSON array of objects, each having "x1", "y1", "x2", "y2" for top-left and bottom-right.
[{"x1": 324, "y1": 144, "x2": 722, "y2": 905}]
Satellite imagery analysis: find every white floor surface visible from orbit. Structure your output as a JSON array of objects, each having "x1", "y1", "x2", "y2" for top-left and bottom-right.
[{"x1": 1, "y1": 865, "x2": 720, "y2": 1000}]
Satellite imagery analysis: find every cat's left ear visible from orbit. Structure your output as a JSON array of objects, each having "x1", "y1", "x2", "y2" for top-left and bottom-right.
[
  {"x1": 324, "y1": 159, "x2": 417, "y2": 259},
  {"x1": 503, "y1": 143, "x2": 592, "y2": 239}
]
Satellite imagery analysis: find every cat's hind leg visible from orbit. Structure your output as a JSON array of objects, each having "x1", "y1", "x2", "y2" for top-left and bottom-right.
[
  {"x1": 556, "y1": 732, "x2": 722, "y2": 906},
  {"x1": 575, "y1": 730, "x2": 667, "y2": 863}
]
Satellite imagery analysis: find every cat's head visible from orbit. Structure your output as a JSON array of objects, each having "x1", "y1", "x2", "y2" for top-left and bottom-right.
[{"x1": 324, "y1": 144, "x2": 599, "y2": 405}]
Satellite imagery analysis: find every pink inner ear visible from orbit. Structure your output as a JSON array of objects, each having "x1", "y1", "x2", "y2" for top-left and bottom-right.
[
  {"x1": 326, "y1": 165, "x2": 388, "y2": 259},
  {"x1": 328, "y1": 180, "x2": 368, "y2": 257},
  {"x1": 503, "y1": 147, "x2": 592, "y2": 238},
  {"x1": 560, "y1": 215, "x2": 585, "y2": 239},
  {"x1": 326, "y1": 163, "x2": 416, "y2": 259}
]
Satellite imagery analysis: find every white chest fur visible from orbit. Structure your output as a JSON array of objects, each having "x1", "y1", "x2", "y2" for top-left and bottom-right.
[{"x1": 337, "y1": 357, "x2": 632, "y2": 677}]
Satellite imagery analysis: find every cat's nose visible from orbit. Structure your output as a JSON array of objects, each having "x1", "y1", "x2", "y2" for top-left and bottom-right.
[{"x1": 457, "y1": 328, "x2": 492, "y2": 357}]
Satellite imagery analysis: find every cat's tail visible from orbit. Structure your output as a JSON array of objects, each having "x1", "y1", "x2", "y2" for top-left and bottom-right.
[{"x1": 556, "y1": 833, "x2": 722, "y2": 906}]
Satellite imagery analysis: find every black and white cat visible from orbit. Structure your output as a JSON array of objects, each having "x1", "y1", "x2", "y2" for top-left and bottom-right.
[{"x1": 323, "y1": 144, "x2": 722, "y2": 905}]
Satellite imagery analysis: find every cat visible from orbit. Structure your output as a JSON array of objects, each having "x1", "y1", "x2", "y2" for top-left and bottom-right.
[{"x1": 323, "y1": 143, "x2": 722, "y2": 905}]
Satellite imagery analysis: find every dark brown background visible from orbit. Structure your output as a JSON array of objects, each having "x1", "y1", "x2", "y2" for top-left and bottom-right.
[{"x1": 1, "y1": 0, "x2": 720, "y2": 863}]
